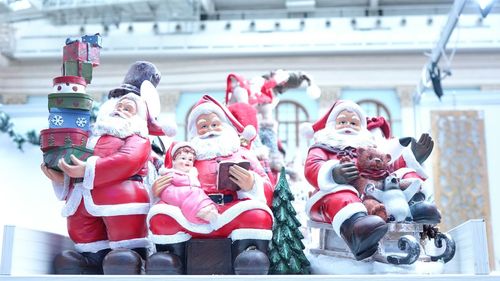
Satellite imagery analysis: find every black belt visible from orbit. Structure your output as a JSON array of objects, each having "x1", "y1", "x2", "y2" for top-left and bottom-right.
[
  {"x1": 73, "y1": 175, "x2": 142, "y2": 184},
  {"x1": 208, "y1": 193, "x2": 234, "y2": 205}
]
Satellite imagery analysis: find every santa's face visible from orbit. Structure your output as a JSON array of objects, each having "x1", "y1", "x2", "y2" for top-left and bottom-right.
[
  {"x1": 334, "y1": 110, "x2": 361, "y2": 133},
  {"x1": 173, "y1": 151, "x2": 195, "y2": 173},
  {"x1": 92, "y1": 97, "x2": 147, "y2": 138},
  {"x1": 195, "y1": 113, "x2": 223, "y2": 137},
  {"x1": 190, "y1": 114, "x2": 240, "y2": 160},
  {"x1": 114, "y1": 99, "x2": 138, "y2": 119}
]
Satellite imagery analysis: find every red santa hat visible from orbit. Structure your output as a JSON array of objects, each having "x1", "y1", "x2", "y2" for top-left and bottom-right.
[
  {"x1": 187, "y1": 95, "x2": 256, "y2": 141},
  {"x1": 163, "y1": 141, "x2": 194, "y2": 169},
  {"x1": 300, "y1": 99, "x2": 367, "y2": 139},
  {"x1": 367, "y1": 116, "x2": 392, "y2": 139},
  {"x1": 226, "y1": 74, "x2": 251, "y2": 105}
]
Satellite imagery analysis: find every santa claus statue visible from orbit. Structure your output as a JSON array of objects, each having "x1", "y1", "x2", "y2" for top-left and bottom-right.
[
  {"x1": 303, "y1": 100, "x2": 388, "y2": 261},
  {"x1": 147, "y1": 95, "x2": 274, "y2": 275},
  {"x1": 41, "y1": 91, "x2": 157, "y2": 275}
]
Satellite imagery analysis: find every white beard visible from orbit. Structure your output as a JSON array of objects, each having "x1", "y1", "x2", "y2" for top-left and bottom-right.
[
  {"x1": 190, "y1": 125, "x2": 241, "y2": 160},
  {"x1": 314, "y1": 127, "x2": 376, "y2": 149},
  {"x1": 92, "y1": 111, "x2": 148, "y2": 138}
]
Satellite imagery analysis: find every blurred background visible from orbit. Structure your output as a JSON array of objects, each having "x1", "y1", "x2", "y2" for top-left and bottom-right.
[{"x1": 0, "y1": 0, "x2": 499, "y2": 271}]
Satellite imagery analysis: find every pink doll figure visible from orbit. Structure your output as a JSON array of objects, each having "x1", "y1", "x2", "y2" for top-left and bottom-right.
[{"x1": 158, "y1": 142, "x2": 219, "y2": 225}]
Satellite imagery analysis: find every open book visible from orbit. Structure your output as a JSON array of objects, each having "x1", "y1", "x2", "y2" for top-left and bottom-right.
[{"x1": 216, "y1": 160, "x2": 251, "y2": 191}]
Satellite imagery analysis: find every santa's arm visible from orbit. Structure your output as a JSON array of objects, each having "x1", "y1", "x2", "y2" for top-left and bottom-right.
[
  {"x1": 305, "y1": 147, "x2": 342, "y2": 191},
  {"x1": 83, "y1": 135, "x2": 151, "y2": 189},
  {"x1": 391, "y1": 148, "x2": 428, "y2": 179}
]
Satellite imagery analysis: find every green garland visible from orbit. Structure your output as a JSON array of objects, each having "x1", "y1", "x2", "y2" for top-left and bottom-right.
[{"x1": 0, "y1": 110, "x2": 40, "y2": 151}]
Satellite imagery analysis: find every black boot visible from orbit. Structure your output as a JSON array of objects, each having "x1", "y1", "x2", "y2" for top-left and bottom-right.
[
  {"x1": 340, "y1": 212, "x2": 388, "y2": 260},
  {"x1": 408, "y1": 192, "x2": 441, "y2": 224},
  {"x1": 232, "y1": 239, "x2": 270, "y2": 275},
  {"x1": 102, "y1": 248, "x2": 144, "y2": 275},
  {"x1": 145, "y1": 243, "x2": 185, "y2": 275},
  {"x1": 54, "y1": 249, "x2": 110, "y2": 274}
]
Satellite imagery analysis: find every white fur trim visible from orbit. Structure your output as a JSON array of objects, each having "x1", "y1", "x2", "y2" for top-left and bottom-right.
[
  {"x1": 317, "y1": 160, "x2": 342, "y2": 191},
  {"x1": 52, "y1": 175, "x2": 70, "y2": 200},
  {"x1": 74, "y1": 240, "x2": 110, "y2": 253},
  {"x1": 228, "y1": 229, "x2": 273, "y2": 241},
  {"x1": 150, "y1": 232, "x2": 192, "y2": 245},
  {"x1": 82, "y1": 156, "x2": 99, "y2": 190},
  {"x1": 300, "y1": 122, "x2": 314, "y2": 139},
  {"x1": 171, "y1": 142, "x2": 193, "y2": 157},
  {"x1": 326, "y1": 101, "x2": 367, "y2": 129},
  {"x1": 86, "y1": 135, "x2": 100, "y2": 150},
  {"x1": 332, "y1": 202, "x2": 367, "y2": 236},
  {"x1": 61, "y1": 185, "x2": 150, "y2": 217},
  {"x1": 401, "y1": 148, "x2": 428, "y2": 179},
  {"x1": 147, "y1": 200, "x2": 273, "y2": 234},
  {"x1": 236, "y1": 171, "x2": 266, "y2": 203},
  {"x1": 61, "y1": 184, "x2": 84, "y2": 217},
  {"x1": 304, "y1": 185, "x2": 358, "y2": 218},
  {"x1": 109, "y1": 237, "x2": 152, "y2": 250}
]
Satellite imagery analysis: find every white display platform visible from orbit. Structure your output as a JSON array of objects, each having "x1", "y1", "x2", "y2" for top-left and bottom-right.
[{"x1": 0, "y1": 220, "x2": 496, "y2": 280}]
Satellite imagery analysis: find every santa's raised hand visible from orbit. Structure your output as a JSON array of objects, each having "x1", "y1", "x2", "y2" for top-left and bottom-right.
[{"x1": 58, "y1": 154, "x2": 86, "y2": 178}]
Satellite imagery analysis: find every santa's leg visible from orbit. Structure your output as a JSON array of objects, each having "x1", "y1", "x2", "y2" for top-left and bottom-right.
[
  {"x1": 311, "y1": 190, "x2": 388, "y2": 260},
  {"x1": 102, "y1": 214, "x2": 150, "y2": 275},
  {"x1": 55, "y1": 204, "x2": 110, "y2": 274}
]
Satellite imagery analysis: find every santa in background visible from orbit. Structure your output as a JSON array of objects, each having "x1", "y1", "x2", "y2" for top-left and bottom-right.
[
  {"x1": 302, "y1": 100, "x2": 388, "y2": 261},
  {"x1": 42, "y1": 91, "x2": 156, "y2": 275},
  {"x1": 147, "y1": 95, "x2": 274, "y2": 275},
  {"x1": 367, "y1": 116, "x2": 441, "y2": 224}
]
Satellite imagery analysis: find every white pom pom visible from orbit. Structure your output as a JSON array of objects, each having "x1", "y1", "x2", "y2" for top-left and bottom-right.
[
  {"x1": 300, "y1": 122, "x2": 314, "y2": 139},
  {"x1": 241, "y1": 125, "x2": 256, "y2": 141},
  {"x1": 307, "y1": 84, "x2": 321, "y2": 100},
  {"x1": 162, "y1": 121, "x2": 177, "y2": 137}
]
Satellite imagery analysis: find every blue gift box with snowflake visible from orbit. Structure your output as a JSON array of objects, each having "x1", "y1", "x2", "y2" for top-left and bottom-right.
[{"x1": 48, "y1": 108, "x2": 91, "y2": 131}]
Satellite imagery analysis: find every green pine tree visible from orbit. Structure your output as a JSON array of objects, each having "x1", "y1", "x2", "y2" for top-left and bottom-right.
[{"x1": 269, "y1": 167, "x2": 311, "y2": 274}]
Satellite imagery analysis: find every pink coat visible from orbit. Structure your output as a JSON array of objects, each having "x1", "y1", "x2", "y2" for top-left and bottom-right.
[{"x1": 160, "y1": 169, "x2": 215, "y2": 224}]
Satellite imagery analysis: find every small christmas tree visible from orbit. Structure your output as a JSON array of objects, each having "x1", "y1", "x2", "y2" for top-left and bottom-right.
[{"x1": 269, "y1": 167, "x2": 310, "y2": 274}]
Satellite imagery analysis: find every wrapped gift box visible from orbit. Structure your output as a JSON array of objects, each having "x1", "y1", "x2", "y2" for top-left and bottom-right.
[
  {"x1": 63, "y1": 41, "x2": 100, "y2": 66},
  {"x1": 48, "y1": 92, "x2": 93, "y2": 111},
  {"x1": 40, "y1": 128, "x2": 89, "y2": 152},
  {"x1": 62, "y1": 61, "x2": 93, "y2": 84},
  {"x1": 48, "y1": 108, "x2": 91, "y2": 131},
  {"x1": 43, "y1": 145, "x2": 93, "y2": 172},
  {"x1": 81, "y1": 33, "x2": 103, "y2": 48}
]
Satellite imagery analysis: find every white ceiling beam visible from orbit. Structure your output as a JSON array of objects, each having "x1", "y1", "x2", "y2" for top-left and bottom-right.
[{"x1": 200, "y1": 0, "x2": 215, "y2": 14}]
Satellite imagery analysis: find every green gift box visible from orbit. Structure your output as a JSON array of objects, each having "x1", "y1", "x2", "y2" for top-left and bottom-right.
[
  {"x1": 48, "y1": 93, "x2": 93, "y2": 111},
  {"x1": 43, "y1": 145, "x2": 94, "y2": 172},
  {"x1": 63, "y1": 61, "x2": 93, "y2": 84}
]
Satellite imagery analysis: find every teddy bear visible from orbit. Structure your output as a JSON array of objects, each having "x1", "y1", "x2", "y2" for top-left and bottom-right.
[{"x1": 340, "y1": 146, "x2": 392, "y2": 221}]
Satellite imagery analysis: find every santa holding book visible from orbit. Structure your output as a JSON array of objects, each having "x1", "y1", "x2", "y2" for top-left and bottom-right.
[{"x1": 146, "y1": 95, "x2": 274, "y2": 275}]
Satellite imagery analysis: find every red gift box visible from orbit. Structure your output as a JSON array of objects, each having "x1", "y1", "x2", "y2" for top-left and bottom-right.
[
  {"x1": 40, "y1": 128, "x2": 89, "y2": 152},
  {"x1": 63, "y1": 41, "x2": 100, "y2": 66}
]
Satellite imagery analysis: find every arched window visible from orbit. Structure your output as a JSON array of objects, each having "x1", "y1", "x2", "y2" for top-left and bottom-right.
[
  {"x1": 357, "y1": 99, "x2": 393, "y2": 128},
  {"x1": 274, "y1": 100, "x2": 310, "y2": 160}
]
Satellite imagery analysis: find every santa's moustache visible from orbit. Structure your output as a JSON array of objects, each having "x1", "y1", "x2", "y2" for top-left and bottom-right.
[
  {"x1": 190, "y1": 125, "x2": 241, "y2": 160},
  {"x1": 92, "y1": 111, "x2": 148, "y2": 138},
  {"x1": 314, "y1": 127, "x2": 375, "y2": 149}
]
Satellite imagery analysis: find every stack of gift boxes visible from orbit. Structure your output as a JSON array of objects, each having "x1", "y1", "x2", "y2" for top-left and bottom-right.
[{"x1": 40, "y1": 34, "x2": 102, "y2": 171}]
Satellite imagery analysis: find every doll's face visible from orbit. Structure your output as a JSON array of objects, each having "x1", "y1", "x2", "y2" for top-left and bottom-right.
[
  {"x1": 173, "y1": 151, "x2": 195, "y2": 172},
  {"x1": 334, "y1": 110, "x2": 361, "y2": 133}
]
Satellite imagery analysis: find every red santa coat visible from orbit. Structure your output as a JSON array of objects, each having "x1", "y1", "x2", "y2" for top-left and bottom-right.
[
  {"x1": 53, "y1": 134, "x2": 151, "y2": 253},
  {"x1": 304, "y1": 145, "x2": 368, "y2": 235},
  {"x1": 148, "y1": 147, "x2": 274, "y2": 244}
]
